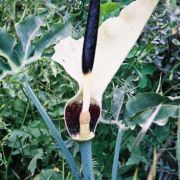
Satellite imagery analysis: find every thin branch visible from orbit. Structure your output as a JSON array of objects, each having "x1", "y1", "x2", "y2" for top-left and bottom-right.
[
  {"x1": 100, "y1": 119, "x2": 128, "y2": 130},
  {"x1": 168, "y1": 96, "x2": 180, "y2": 101},
  {"x1": 147, "y1": 149, "x2": 157, "y2": 180},
  {"x1": 147, "y1": 141, "x2": 169, "y2": 180}
]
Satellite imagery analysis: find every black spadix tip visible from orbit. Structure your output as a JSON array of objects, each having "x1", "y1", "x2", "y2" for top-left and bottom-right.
[{"x1": 82, "y1": 0, "x2": 100, "y2": 74}]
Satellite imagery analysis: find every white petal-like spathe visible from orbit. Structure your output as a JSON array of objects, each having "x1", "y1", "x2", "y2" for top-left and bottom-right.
[
  {"x1": 52, "y1": 0, "x2": 159, "y2": 103},
  {"x1": 52, "y1": 37, "x2": 83, "y2": 86},
  {"x1": 91, "y1": 0, "x2": 159, "y2": 102}
]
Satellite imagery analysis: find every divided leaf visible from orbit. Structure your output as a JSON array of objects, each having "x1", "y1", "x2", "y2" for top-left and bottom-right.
[
  {"x1": 126, "y1": 153, "x2": 146, "y2": 166},
  {"x1": 0, "y1": 29, "x2": 15, "y2": 58},
  {"x1": 125, "y1": 93, "x2": 180, "y2": 126},
  {"x1": 0, "y1": 29, "x2": 18, "y2": 77},
  {"x1": 33, "y1": 22, "x2": 72, "y2": 59},
  {"x1": 16, "y1": 15, "x2": 44, "y2": 58},
  {"x1": 0, "y1": 15, "x2": 72, "y2": 80}
]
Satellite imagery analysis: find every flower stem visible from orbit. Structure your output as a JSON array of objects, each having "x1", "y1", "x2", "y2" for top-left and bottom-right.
[
  {"x1": 80, "y1": 141, "x2": 94, "y2": 180},
  {"x1": 23, "y1": 83, "x2": 81, "y2": 180},
  {"x1": 177, "y1": 108, "x2": 180, "y2": 179},
  {"x1": 111, "y1": 129, "x2": 124, "y2": 180}
]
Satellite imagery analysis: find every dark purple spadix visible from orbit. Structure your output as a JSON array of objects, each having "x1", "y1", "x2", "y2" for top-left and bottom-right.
[{"x1": 82, "y1": 0, "x2": 100, "y2": 74}]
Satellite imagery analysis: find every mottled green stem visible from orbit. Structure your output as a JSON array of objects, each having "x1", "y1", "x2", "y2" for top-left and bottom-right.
[
  {"x1": 80, "y1": 141, "x2": 94, "y2": 180},
  {"x1": 23, "y1": 83, "x2": 81, "y2": 180}
]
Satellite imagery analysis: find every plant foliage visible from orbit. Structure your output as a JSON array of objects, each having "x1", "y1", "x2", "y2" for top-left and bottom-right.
[{"x1": 0, "y1": 0, "x2": 179, "y2": 179}]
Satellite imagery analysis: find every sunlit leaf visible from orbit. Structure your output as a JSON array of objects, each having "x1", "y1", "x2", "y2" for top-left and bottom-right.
[
  {"x1": 100, "y1": 2, "x2": 123, "y2": 23},
  {"x1": 0, "y1": 29, "x2": 18, "y2": 76},
  {"x1": 33, "y1": 22, "x2": 72, "y2": 59},
  {"x1": 16, "y1": 15, "x2": 44, "y2": 59},
  {"x1": 0, "y1": 15, "x2": 71, "y2": 80},
  {"x1": 125, "y1": 93, "x2": 180, "y2": 126}
]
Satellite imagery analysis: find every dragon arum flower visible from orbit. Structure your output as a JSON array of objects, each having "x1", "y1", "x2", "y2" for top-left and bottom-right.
[{"x1": 52, "y1": 0, "x2": 159, "y2": 141}]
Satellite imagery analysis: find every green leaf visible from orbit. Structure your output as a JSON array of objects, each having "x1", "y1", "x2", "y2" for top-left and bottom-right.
[
  {"x1": 33, "y1": 22, "x2": 72, "y2": 59},
  {"x1": 132, "y1": 104, "x2": 179, "y2": 126},
  {"x1": 14, "y1": 98, "x2": 26, "y2": 112},
  {"x1": 8, "y1": 130, "x2": 29, "y2": 141},
  {"x1": 126, "y1": 148, "x2": 146, "y2": 166},
  {"x1": 15, "y1": 15, "x2": 44, "y2": 58},
  {"x1": 100, "y1": 0, "x2": 134, "y2": 24},
  {"x1": 0, "y1": 15, "x2": 71, "y2": 80},
  {"x1": 101, "y1": 2, "x2": 122, "y2": 14},
  {"x1": 5, "y1": 0, "x2": 17, "y2": 20},
  {"x1": 0, "y1": 57, "x2": 11, "y2": 76},
  {"x1": 137, "y1": 64, "x2": 156, "y2": 88},
  {"x1": 125, "y1": 93, "x2": 169, "y2": 117},
  {"x1": 0, "y1": 28, "x2": 18, "y2": 76},
  {"x1": 11, "y1": 42, "x2": 25, "y2": 67},
  {"x1": 28, "y1": 151, "x2": 43, "y2": 175},
  {"x1": 125, "y1": 93, "x2": 180, "y2": 126},
  {"x1": 0, "y1": 29, "x2": 15, "y2": 57},
  {"x1": 34, "y1": 169, "x2": 63, "y2": 180},
  {"x1": 0, "y1": 15, "x2": 43, "y2": 79},
  {"x1": 126, "y1": 154, "x2": 140, "y2": 166},
  {"x1": 126, "y1": 154, "x2": 146, "y2": 166},
  {"x1": 100, "y1": 2, "x2": 123, "y2": 23}
]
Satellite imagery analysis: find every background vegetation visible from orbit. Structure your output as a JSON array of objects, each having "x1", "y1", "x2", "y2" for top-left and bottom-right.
[{"x1": 0, "y1": 0, "x2": 179, "y2": 179}]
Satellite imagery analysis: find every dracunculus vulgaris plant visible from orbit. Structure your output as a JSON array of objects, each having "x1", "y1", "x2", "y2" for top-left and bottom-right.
[
  {"x1": 52, "y1": 0, "x2": 160, "y2": 141},
  {"x1": 0, "y1": 0, "x2": 160, "y2": 179}
]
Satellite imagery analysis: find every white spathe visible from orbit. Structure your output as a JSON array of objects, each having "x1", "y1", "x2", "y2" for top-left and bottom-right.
[{"x1": 52, "y1": 0, "x2": 159, "y2": 104}]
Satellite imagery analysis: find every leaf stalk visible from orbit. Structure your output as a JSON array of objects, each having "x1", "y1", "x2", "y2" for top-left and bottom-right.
[
  {"x1": 111, "y1": 129, "x2": 124, "y2": 180},
  {"x1": 22, "y1": 83, "x2": 81, "y2": 180}
]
